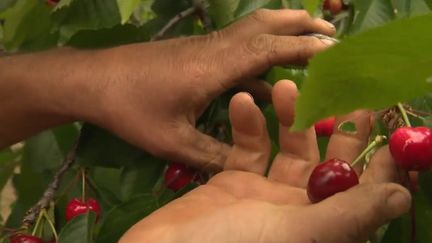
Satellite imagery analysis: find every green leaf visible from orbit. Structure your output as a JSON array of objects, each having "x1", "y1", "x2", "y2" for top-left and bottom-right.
[
  {"x1": 51, "y1": 0, "x2": 121, "y2": 44},
  {"x1": 208, "y1": 0, "x2": 241, "y2": 28},
  {"x1": 234, "y1": 0, "x2": 282, "y2": 18},
  {"x1": 23, "y1": 131, "x2": 64, "y2": 172},
  {"x1": 3, "y1": 0, "x2": 56, "y2": 51},
  {"x1": 117, "y1": 0, "x2": 141, "y2": 24},
  {"x1": 393, "y1": 0, "x2": 432, "y2": 18},
  {"x1": 58, "y1": 212, "x2": 96, "y2": 243},
  {"x1": 119, "y1": 161, "x2": 166, "y2": 201},
  {"x1": 426, "y1": 0, "x2": 432, "y2": 9},
  {"x1": 0, "y1": 149, "x2": 18, "y2": 192},
  {"x1": 292, "y1": 13, "x2": 432, "y2": 131},
  {"x1": 265, "y1": 66, "x2": 306, "y2": 88},
  {"x1": 337, "y1": 121, "x2": 357, "y2": 134},
  {"x1": 67, "y1": 24, "x2": 149, "y2": 48},
  {"x1": 423, "y1": 116, "x2": 432, "y2": 128},
  {"x1": 349, "y1": 0, "x2": 395, "y2": 34},
  {"x1": 77, "y1": 124, "x2": 148, "y2": 168},
  {"x1": 95, "y1": 194, "x2": 159, "y2": 243},
  {"x1": 0, "y1": 0, "x2": 16, "y2": 13},
  {"x1": 301, "y1": 0, "x2": 321, "y2": 15}
]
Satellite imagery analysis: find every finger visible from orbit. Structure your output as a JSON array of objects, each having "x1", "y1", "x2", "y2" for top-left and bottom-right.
[
  {"x1": 237, "y1": 79, "x2": 272, "y2": 103},
  {"x1": 225, "y1": 9, "x2": 336, "y2": 38},
  {"x1": 304, "y1": 183, "x2": 411, "y2": 243},
  {"x1": 173, "y1": 124, "x2": 231, "y2": 172},
  {"x1": 273, "y1": 80, "x2": 319, "y2": 161},
  {"x1": 360, "y1": 146, "x2": 401, "y2": 184},
  {"x1": 268, "y1": 80, "x2": 319, "y2": 187},
  {"x1": 224, "y1": 92, "x2": 271, "y2": 174},
  {"x1": 326, "y1": 110, "x2": 373, "y2": 174},
  {"x1": 213, "y1": 35, "x2": 335, "y2": 96}
]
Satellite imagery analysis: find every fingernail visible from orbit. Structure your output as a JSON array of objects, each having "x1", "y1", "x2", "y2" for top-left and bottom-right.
[
  {"x1": 387, "y1": 190, "x2": 411, "y2": 212},
  {"x1": 326, "y1": 21, "x2": 336, "y2": 30},
  {"x1": 319, "y1": 18, "x2": 336, "y2": 30},
  {"x1": 320, "y1": 38, "x2": 336, "y2": 46}
]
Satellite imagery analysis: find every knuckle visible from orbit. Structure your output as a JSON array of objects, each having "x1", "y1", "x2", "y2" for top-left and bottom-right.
[
  {"x1": 293, "y1": 36, "x2": 322, "y2": 60},
  {"x1": 249, "y1": 8, "x2": 271, "y2": 23},
  {"x1": 295, "y1": 10, "x2": 311, "y2": 21},
  {"x1": 245, "y1": 34, "x2": 274, "y2": 57}
]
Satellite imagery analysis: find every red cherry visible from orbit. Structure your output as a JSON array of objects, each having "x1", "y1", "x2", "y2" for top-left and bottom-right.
[
  {"x1": 307, "y1": 158, "x2": 359, "y2": 203},
  {"x1": 65, "y1": 198, "x2": 101, "y2": 222},
  {"x1": 323, "y1": 0, "x2": 343, "y2": 15},
  {"x1": 46, "y1": 0, "x2": 60, "y2": 6},
  {"x1": 164, "y1": 162, "x2": 196, "y2": 192},
  {"x1": 10, "y1": 234, "x2": 43, "y2": 243},
  {"x1": 389, "y1": 126, "x2": 432, "y2": 171},
  {"x1": 314, "y1": 117, "x2": 336, "y2": 137}
]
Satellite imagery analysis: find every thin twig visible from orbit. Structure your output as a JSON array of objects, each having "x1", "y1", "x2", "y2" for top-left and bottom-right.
[
  {"x1": 193, "y1": 0, "x2": 213, "y2": 32},
  {"x1": 22, "y1": 136, "x2": 81, "y2": 228},
  {"x1": 150, "y1": 0, "x2": 212, "y2": 41},
  {"x1": 151, "y1": 7, "x2": 196, "y2": 41}
]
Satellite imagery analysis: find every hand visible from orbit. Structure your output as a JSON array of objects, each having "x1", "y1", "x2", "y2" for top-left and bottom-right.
[
  {"x1": 120, "y1": 80, "x2": 411, "y2": 243},
  {"x1": 85, "y1": 9, "x2": 336, "y2": 170}
]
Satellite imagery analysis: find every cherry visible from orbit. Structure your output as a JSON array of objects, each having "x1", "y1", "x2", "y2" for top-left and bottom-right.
[
  {"x1": 164, "y1": 162, "x2": 196, "y2": 192},
  {"x1": 65, "y1": 198, "x2": 101, "y2": 222},
  {"x1": 314, "y1": 117, "x2": 336, "y2": 137},
  {"x1": 323, "y1": 0, "x2": 343, "y2": 15},
  {"x1": 389, "y1": 126, "x2": 432, "y2": 171},
  {"x1": 10, "y1": 234, "x2": 43, "y2": 243},
  {"x1": 307, "y1": 158, "x2": 359, "y2": 203},
  {"x1": 46, "y1": 0, "x2": 60, "y2": 6}
]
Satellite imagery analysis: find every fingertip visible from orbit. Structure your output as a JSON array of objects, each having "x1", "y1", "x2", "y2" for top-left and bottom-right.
[
  {"x1": 385, "y1": 183, "x2": 411, "y2": 217},
  {"x1": 313, "y1": 18, "x2": 336, "y2": 36},
  {"x1": 229, "y1": 92, "x2": 264, "y2": 137},
  {"x1": 272, "y1": 80, "x2": 298, "y2": 127}
]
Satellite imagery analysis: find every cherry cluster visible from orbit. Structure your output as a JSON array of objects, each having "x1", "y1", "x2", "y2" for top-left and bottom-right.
[
  {"x1": 9, "y1": 171, "x2": 101, "y2": 243},
  {"x1": 309, "y1": 116, "x2": 432, "y2": 203}
]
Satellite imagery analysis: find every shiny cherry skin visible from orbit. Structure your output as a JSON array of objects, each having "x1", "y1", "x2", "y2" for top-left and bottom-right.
[
  {"x1": 323, "y1": 0, "x2": 343, "y2": 15},
  {"x1": 164, "y1": 162, "x2": 196, "y2": 192},
  {"x1": 389, "y1": 126, "x2": 432, "y2": 171},
  {"x1": 65, "y1": 198, "x2": 101, "y2": 222},
  {"x1": 314, "y1": 117, "x2": 336, "y2": 137},
  {"x1": 10, "y1": 234, "x2": 43, "y2": 243},
  {"x1": 307, "y1": 158, "x2": 359, "y2": 203}
]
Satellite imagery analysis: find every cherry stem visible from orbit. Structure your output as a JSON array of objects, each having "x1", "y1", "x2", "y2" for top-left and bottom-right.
[
  {"x1": 397, "y1": 102, "x2": 412, "y2": 127},
  {"x1": 31, "y1": 210, "x2": 44, "y2": 236},
  {"x1": 42, "y1": 210, "x2": 58, "y2": 241},
  {"x1": 405, "y1": 110, "x2": 423, "y2": 119},
  {"x1": 81, "y1": 168, "x2": 86, "y2": 202},
  {"x1": 351, "y1": 135, "x2": 387, "y2": 167}
]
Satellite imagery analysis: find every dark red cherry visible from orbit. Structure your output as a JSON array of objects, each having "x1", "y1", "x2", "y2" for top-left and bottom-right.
[
  {"x1": 307, "y1": 158, "x2": 359, "y2": 203},
  {"x1": 314, "y1": 117, "x2": 336, "y2": 137},
  {"x1": 65, "y1": 198, "x2": 101, "y2": 222},
  {"x1": 389, "y1": 126, "x2": 432, "y2": 171},
  {"x1": 164, "y1": 162, "x2": 196, "y2": 192},
  {"x1": 323, "y1": 0, "x2": 343, "y2": 15},
  {"x1": 10, "y1": 234, "x2": 43, "y2": 243}
]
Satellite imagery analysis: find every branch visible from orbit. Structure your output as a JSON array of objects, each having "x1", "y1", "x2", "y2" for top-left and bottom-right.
[
  {"x1": 150, "y1": 7, "x2": 196, "y2": 41},
  {"x1": 150, "y1": 0, "x2": 212, "y2": 41},
  {"x1": 193, "y1": 0, "x2": 213, "y2": 32},
  {"x1": 22, "y1": 136, "x2": 81, "y2": 228}
]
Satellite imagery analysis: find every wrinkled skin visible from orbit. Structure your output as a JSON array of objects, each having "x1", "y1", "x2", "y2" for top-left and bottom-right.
[
  {"x1": 0, "y1": 9, "x2": 335, "y2": 170},
  {"x1": 121, "y1": 81, "x2": 411, "y2": 243}
]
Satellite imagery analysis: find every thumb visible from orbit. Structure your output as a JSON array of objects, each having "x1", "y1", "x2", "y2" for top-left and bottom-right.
[{"x1": 306, "y1": 183, "x2": 411, "y2": 243}]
